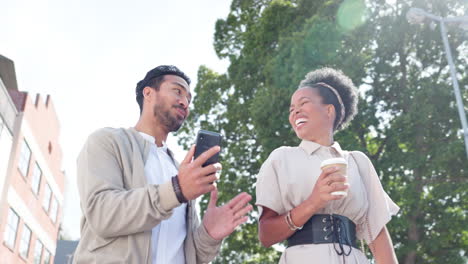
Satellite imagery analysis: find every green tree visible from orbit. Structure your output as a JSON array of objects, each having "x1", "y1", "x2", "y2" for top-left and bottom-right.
[{"x1": 178, "y1": 0, "x2": 468, "y2": 263}]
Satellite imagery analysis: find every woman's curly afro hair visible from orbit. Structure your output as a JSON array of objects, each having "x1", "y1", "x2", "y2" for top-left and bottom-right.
[{"x1": 298, "y1": 67, "x2": 359, "y2": 132}]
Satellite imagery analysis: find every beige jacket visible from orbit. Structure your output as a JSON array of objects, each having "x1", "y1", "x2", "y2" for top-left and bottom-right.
[{"x1": 73, "y1": 127, "x2": 222, "y2": 264}]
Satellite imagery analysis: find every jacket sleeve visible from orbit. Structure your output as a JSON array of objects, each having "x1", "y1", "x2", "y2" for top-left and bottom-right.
[
  {"x1": 77, "y1": 128, "x2": 181, "y2": 239},
  {"x1": 190, "y1": 203, "x2": 223, "y2": 263}
]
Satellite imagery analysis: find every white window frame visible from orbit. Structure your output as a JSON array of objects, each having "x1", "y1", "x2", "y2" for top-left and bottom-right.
[
  {"x1": 18, "y1": 139, "x2": 32, "y2": 177},
  {"x1": 31, "y1": 162, "x2": 42, "y2": 195},
  {"x1": 3, "y1": 207, "x2": 19, "y2": 249},
  {"x1": 42, "y1": 184, "x2": 52, "y2": 212},
  {"x1": 43, "y1": 248, "x2": 51, "y2": 264},
  {"x1": 50, "y1": 196, "x2": 58, "y2": 223},
  {"x1": 34, "y1": 239, "x2": 43, "y2": 264},
  {"x1": 19, "y1": 224, "x2": 32, "y2": 259}
]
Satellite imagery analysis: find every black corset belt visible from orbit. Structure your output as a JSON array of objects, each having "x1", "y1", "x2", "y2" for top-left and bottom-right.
[{"x1": 287, "y1": 214, "x2": 358, "y2": 256}]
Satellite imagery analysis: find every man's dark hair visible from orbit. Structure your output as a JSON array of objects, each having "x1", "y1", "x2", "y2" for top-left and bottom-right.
[
  {"x1": 298, "y1": 67, "x2": 358, "y2": 131},
  {"x1": 135, "y1": 65, "x2": 191, "y2": 113}
]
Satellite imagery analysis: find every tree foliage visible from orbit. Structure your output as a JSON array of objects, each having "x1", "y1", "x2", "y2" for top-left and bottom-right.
[{"x1": 178, "y1": 0, "x2": 468, "y2": 263}]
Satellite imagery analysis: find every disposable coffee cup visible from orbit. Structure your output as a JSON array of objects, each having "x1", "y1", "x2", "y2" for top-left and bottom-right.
[{"x1": 320, "y1": 158, "x2": 348, "y2": 197}]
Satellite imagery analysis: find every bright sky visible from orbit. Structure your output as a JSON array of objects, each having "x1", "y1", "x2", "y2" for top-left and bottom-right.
[{"x1": 1, "y1": 0, "x2": 231, "y2": 239}]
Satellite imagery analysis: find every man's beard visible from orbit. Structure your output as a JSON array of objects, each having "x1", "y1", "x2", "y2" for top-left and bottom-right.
[{"x1": 153, "y1": 103, "x2": 184, "y2": 132}]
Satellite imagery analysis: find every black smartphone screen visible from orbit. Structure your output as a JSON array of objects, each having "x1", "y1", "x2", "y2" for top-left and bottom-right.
[{"x1": 194, "y1": 130, "x2": 222, "y2": 167}]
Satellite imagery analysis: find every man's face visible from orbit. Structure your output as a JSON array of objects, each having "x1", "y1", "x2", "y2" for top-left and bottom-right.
[{"x1": 150, "y1": 75, "x2": 191, "y2": 132}]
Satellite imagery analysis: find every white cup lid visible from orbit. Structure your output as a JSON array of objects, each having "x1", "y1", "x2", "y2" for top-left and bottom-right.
[{"x1": 320, "y1": 157, "x2": 347, "y2": 168}]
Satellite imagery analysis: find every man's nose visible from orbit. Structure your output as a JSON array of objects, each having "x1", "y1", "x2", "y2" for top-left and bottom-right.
[{"x1": 178, "y1": 96, "x2": 189, "y2": 109}]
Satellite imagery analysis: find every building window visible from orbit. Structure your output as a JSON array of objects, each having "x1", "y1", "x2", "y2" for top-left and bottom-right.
[
  {"x1": 3, "y1": 208, "x2": 19, "y2": 249},
  {"x1": 34, "y1": 240, "x2": 43, "y2": 264},
  {"x1": 31, "y1": 162, "x2": 42, "y2": 195},
  {"x1": 19, "y1": 224, "x2": 31, "y2": 259},
  {"x1": 43, "y1": 249, "x2": 51, "y2": 264},
  {"x1": 42, "y1": 184, "x2": 52, "y2": 212},
  {"x1": 50, "y1": 196, "x2": 58, "y2": 223},
  {"x1": 18, "y1": 139, "x2": 32, "y2": 177}
]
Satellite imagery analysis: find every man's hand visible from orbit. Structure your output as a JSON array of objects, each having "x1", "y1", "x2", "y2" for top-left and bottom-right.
[
  {"x1": 178, "y1": 145, "x2": 222, "y2": 201},
  {"x1": 202, "y1": 188, "x2": 253, "y2": 240}
]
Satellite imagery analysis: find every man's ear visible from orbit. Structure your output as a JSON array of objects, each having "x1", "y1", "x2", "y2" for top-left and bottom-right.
[{"x1": 143, "y1": 86, "x2": 153, "y2": 99}]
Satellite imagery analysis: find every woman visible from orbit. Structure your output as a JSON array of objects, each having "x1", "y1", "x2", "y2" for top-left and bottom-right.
[{"x1": 256, "y1": 68, "x2": 399, "y2": 263}]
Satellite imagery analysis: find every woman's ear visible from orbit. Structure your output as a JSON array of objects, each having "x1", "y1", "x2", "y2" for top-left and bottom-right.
[{"x1": 327, "y1": 104, "x2": 336, "y2": 120}]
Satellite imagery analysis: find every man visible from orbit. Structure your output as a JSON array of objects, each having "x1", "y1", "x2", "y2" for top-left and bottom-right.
[{"x1": 73, "y1": 65, "x2": 252, "y2": 264}]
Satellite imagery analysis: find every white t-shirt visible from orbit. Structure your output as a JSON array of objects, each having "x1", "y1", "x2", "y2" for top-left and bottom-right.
[{"x1": 139, "y1": 132, "x2": 187, "y2": 264}]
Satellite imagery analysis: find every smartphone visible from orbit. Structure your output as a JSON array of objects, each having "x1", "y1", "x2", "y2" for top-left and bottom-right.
[{"x1": 194, "y1": 130, "x2": 222, "y2": 167}]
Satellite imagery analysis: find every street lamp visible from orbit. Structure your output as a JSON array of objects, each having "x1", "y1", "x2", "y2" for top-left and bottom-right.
[{"x1": 407, "y1": 7, "x2": 468, "y2": 159}]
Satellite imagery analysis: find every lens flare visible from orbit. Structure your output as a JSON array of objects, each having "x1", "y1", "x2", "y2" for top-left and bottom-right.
[{"x1": 337, "y1": 0, "x2": 368, "y2": 31}]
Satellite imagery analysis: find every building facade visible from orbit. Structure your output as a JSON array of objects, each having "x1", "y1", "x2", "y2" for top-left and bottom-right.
[{"x1": 0, "y1": 55, "x2": 65, "y2": 264}]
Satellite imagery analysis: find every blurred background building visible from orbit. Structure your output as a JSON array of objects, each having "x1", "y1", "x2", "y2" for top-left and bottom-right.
[{"x1": 0, "y1": 54, "x2": 65, "y2": 264}]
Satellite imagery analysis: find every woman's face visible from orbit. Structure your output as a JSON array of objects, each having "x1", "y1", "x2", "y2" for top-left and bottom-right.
[{"x1": 288, "y1": 87, "x2": 334, "y2": 140}]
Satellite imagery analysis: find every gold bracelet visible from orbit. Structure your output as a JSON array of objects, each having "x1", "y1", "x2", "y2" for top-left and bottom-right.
[
  {"x1": 286, "y1": 211, "x2": 303, "y2": 230},
  {"x1": 285, "y1": 213, "x2": 295, "y2": 230}
]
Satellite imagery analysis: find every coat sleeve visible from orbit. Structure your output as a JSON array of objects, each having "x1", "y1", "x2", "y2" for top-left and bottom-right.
[
  {"x1": 179, "y1": 200, "x2": 221, "y2": 264},
  {"x1": 77, "y1": 128, "x2": 181, "y2": 239}
]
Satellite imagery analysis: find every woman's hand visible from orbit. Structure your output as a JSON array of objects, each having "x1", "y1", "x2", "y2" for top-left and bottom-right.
[{"x1": 306, "y1": 166, "x2": 349, "y2": 210}]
